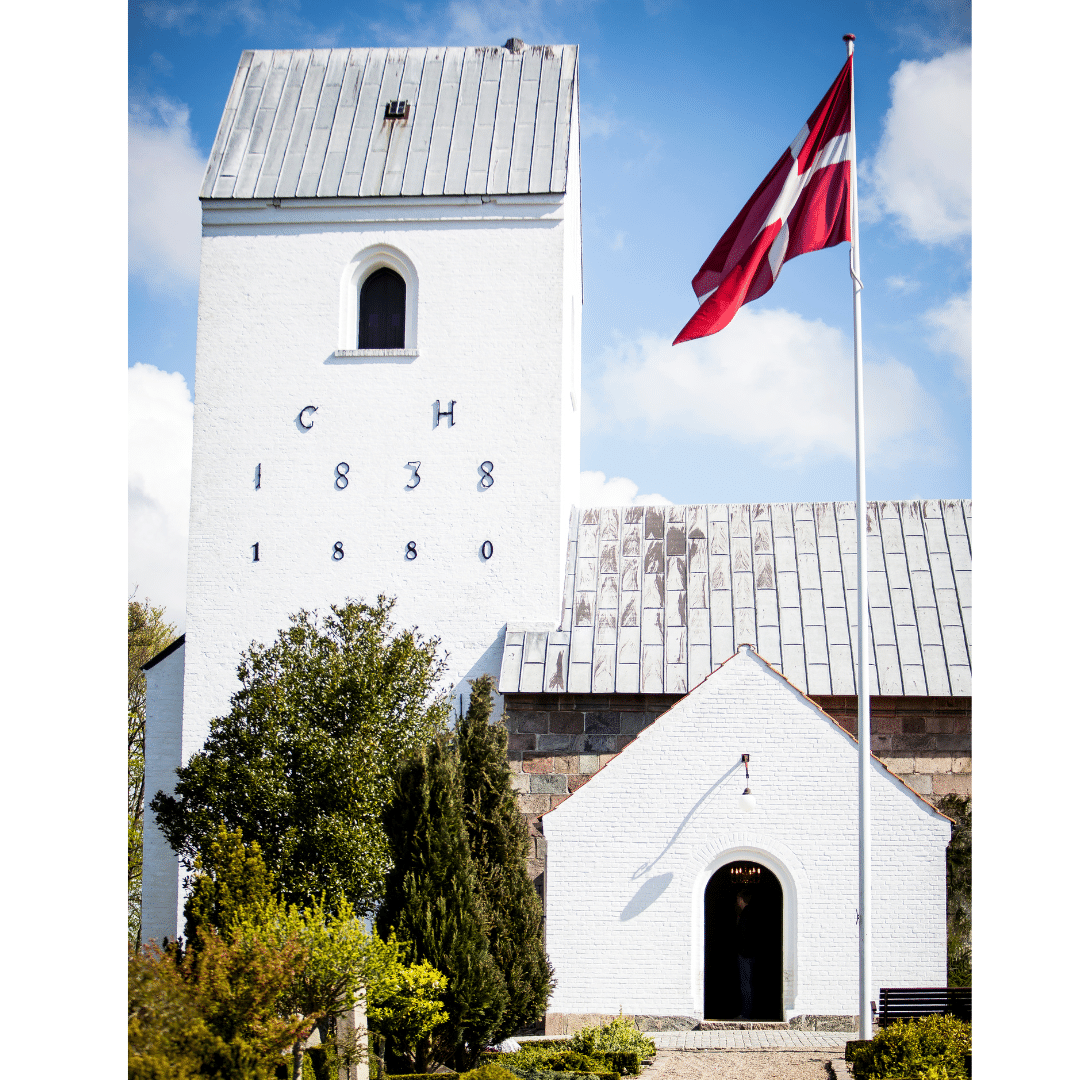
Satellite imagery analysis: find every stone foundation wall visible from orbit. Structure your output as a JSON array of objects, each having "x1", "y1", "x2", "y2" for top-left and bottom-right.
[{"x1": 504, "y1": 692, "x2": 971, "y2": 889}]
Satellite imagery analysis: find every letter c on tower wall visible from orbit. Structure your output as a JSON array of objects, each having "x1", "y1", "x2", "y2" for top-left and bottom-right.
[{"x1": 299, "y1": 405, "x2": 318, "y2": 429}]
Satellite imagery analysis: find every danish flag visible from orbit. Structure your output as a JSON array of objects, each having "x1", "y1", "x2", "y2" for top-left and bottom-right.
[{"x1": 674, "y1": 58, "x2": 853, "y2": 344}]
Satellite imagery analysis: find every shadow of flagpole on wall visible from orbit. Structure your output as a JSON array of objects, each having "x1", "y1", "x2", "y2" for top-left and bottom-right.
[{"x1": 630, "y1": 760, "x2": 743, "y2": 881}]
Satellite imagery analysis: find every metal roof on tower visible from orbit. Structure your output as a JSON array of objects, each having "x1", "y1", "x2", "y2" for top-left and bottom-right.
[
  {"x1": 499, "y1": 499, "x2": 972, "y2": 698},
  {"x1": 200, "y1": 43, "x2": 579, "y2": 200}
]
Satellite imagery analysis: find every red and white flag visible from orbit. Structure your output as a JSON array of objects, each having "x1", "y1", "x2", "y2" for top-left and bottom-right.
[{"x1": 674, "y1": 58, "x2": 853, "y2": 344}]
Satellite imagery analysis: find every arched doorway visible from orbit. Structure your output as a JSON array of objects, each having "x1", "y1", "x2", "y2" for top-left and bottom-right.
[{"x1": 703, "y1": 860, "x2": 783, "y2": 1020}]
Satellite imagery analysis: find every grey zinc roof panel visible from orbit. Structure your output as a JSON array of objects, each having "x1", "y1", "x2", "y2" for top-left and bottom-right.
[
  {"x1": 203, "y1": 44, "x2": 577, "y2": 200},
  {"x1": 360, "y1": 50, "x2": 407, "y2": 195},
  {"x1": 212, "y1": 51, "x2": 268, "y2": 197},
  {"x1": 444, "y1": 49, "x2": 484, "y2": 194},
  {"x1": 399, "y1": 49, "x2": 444, "y2": 194},
  {"x1": 381, "y1": 50, "x2": 427, "y2": 195},
  {"x1": 253, "y1": 51, "x2": 310, "y2": 198},
  {"x1": 336, "y1": 51, "x2": 385, "y2": 196},
  {"x1": 487, "y1": 51, "x2": 521, "y2": 192},
  {"x1": 295, "y1": 49, "x2": 349, "y2": 197},
  {"x1": 316, "y1": 50, "x2": 368, "y2": 196},
  {"x1": 465, "y1": 49, "x2": 502, "y2": 194},
  {"x1": 509, "y1": 48, "x2": 543, "y2": 192},
  {"x1": 424, "y1": 49, "x2": 465, "y2": 194},
  {"x1": 233, "y1": 52, "x2": 290, "y2": 198},
  {"x1": 498, "y1": 500, "x2": 973, "y2": 698},
  {"x1": 276, "y1": 50, "x2": 331, "y2": 197},
  {"x1": 201, "y1": 51, "x2": 252, "y2": 195},
  {"x1": 550, "y1": 54, "x2": 576, "y2": 191},
  {"x1": 529, "y1": 48, "x2": 562, "y2": 192}
]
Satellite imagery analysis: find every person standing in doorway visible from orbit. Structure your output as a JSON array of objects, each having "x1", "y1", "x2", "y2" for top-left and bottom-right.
[{"x1": 734, "y1": 888, "x2": 760, "y2": 1020}]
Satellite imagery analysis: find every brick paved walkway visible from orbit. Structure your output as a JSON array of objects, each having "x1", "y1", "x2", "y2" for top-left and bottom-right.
[
  {"x1": 640, "y1": 1048, "x2": 837, "y2": 1080},
  {"x1": 643, "y1": 1030, "x2": 854, "y2": 1052}
]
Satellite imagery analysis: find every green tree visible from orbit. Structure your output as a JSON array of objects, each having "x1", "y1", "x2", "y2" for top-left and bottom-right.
[
  {"x1": 152, "y1": 598, "x2": 452, "y2": 915},
  {"x1": 378, "y1": 736, "x2": 508, "y2": 1071},
  {"x1": 129, "y1": 595, "x2": 179, "y2": 948},
  {"x1": 181, "y1": 826, "x2": 402, "y2": 1080},
  {"x1": 182, "y1": 823, "x2": 275, "y2": 945},
  {"x1": 457, "y1": 675, "x2": 554, "y2": 1039},
  {"x1": 235, "y1": 895, "x2": 378, "y2": 1080},
  {"x1": 938, "y1": 794, "x2": 971, "y2": 987}
]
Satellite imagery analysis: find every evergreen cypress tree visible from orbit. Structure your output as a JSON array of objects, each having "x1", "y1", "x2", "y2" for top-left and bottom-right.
[
  {"x1": 377, "y1": 736, "x2": 508, "y2": 1070},
  {"x1": 457, "y1": 675, "x2": 554, "y2": 1039}
]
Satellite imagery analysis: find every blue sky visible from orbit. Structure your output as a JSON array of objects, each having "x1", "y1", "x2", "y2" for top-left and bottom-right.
[{"x1": 128, "y1": 0, "x2": 971, "y2": 625}]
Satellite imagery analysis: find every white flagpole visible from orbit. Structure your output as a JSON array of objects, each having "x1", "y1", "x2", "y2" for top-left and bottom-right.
[{"x1": 843, "y1": 32, "x2": 872, "y2": 1042}]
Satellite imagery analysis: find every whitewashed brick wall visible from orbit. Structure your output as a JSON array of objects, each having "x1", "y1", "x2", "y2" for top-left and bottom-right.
[
  {"x1": 181, "y1": 187, "x2": 581, "y2": 763},
  {"x1": 141, "y1": 642, "x2": 186, "y2": 946},
  {"x1": 543, "y1": 648, "x2": 951, "y2": 1020}
]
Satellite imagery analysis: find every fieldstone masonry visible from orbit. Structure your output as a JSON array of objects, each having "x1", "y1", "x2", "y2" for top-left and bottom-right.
[
  {"x1": 811, "y1": 696, "x2": 971, "y2": 800},
  {"x1": 504, "y1": 692, "x2": 682, "y2": 885},
  {"x1": 504, "y1": 691, "x2": 970, "y2": 889}
]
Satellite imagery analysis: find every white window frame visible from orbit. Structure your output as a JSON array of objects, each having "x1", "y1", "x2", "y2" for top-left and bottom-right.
[{"x1": 336, "y1": 244, "x2": 419, "y2": 357}]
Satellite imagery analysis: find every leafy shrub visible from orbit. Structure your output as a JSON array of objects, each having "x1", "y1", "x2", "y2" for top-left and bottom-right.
[
  {"x1": 367, "y1": 956, "x2": 451, "y2": 1071},
  {"x1": 849, "y1": 1015, "x2": 972, "y2": 1079},
  {"x1": 129, "y1": 935, "x2": 313, "y2": 1080},
  {"x1": 566, "y1": 1017, "x2": 655, "y2": 1076}
]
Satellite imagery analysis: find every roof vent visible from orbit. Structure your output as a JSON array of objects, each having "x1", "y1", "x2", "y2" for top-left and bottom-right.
[
  {"x1": 385, "y1": 100, "x2": 410, "y2": 120},
  {"x1": 504, "y1": 38, "x2": 525, "y2": 53}
]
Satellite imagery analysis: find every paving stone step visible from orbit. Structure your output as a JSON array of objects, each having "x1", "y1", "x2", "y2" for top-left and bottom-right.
[{"x1": 697, "y1": 1021, "x2": 789, "y2": 1030}]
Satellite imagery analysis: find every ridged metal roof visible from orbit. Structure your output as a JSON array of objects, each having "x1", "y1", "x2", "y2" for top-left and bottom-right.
[
  {"x1": 499, "y1": 500, "x2": 972, "y2": 698},
  {"x1": 201, "y1": 44, "x2": 578, "y2": 200}
]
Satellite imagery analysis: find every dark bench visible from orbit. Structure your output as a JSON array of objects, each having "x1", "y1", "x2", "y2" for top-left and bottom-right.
[{"x1": 878, "y1": 986, "x2": 971, "y2": 1027}]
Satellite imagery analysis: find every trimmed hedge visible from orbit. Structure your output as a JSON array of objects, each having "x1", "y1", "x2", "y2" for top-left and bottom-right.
[
  {"x1": 461, "y1": 1066, "x2": 520, "y2": 1080},
  {"x1": 386, "y1": 1074, "x2": 459, "y2": 1080},
  {"x1": 500, "y1": 1071, "x2": 616, "y2": 1080}
]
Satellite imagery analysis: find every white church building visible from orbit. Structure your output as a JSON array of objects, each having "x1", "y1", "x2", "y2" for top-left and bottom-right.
[{"x1": 142, "y1": 40, "x2": 969, "y2": 1030}]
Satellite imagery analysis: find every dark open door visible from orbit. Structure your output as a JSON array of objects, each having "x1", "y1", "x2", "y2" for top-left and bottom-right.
[{"x1": 704, "y1": 861, "x2": 783, "y2": 1020}]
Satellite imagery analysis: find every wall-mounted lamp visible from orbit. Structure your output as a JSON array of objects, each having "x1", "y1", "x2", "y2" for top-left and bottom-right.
[{"x1": 738, "y1": 753, "x2": 756, "y2": 813}]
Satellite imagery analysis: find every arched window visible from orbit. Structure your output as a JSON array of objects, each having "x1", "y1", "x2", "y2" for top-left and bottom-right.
[{"x1": 358, "y1": 268, "x2": 406, "y2": 349}]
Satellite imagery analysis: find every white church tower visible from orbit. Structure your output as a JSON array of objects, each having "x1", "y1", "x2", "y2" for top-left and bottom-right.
[{"x1": 143, "y1": 41, "x2": 582, "y2": 944}]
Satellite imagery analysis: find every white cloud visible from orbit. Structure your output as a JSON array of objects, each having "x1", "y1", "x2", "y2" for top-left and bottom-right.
[
  {"x1": 139, "y1": 1, "x2": 341, "y2": 43},
  {"x1": 925, "y1": 290, "x2": 972, "y2": 385},
  {"x1": 369, "y1": 0, "x2": 557, "y2": 47},
  {"x1": 587, "y1": 306, "x2": 948, "y2": 467},
  {"x1": 140, "y1": 0, "x2": 266, "y2": 35},
  {"x1": 129, "y1": 364, "x2": 193, "y2": 631},
  {"x1": 886, "y1": 275, "x2": 921, "y2": 294},
  {"x1": 580, "y1": 471, "x2": 672, "y2": 507},
  {"x1": 581, "y1": 104, "x2": 623, "y2": 140},
  {"x1": 863, "y1": 48, "x2": 971, "y2": 244},
  {"x1": 129, "y1": 96, "x2": 206, "y2": 292}
]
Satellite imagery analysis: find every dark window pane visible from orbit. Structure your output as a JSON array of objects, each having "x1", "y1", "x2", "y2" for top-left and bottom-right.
[{"x1": 359, "y1": 268, "x2": 406, "y2": 348}]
